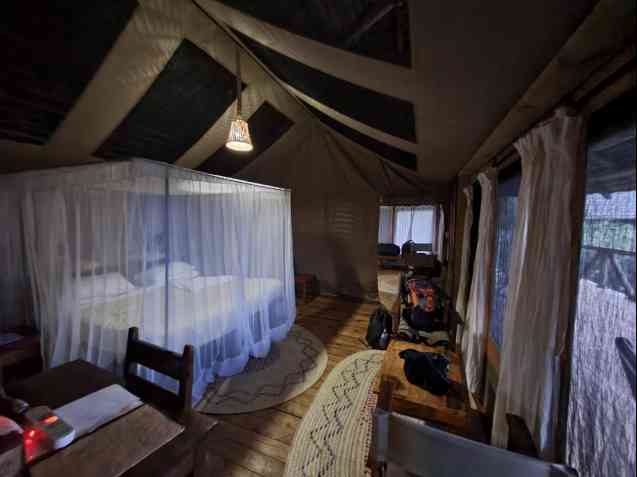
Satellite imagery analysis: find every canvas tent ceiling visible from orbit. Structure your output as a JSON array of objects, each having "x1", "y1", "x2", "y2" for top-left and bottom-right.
[
  {"x1": 1, "y1": 0, "x2": 599, "y2": 182},
  {"x1": 0, "y1": 0, "x2": 602, "y2": 297},
  {"x1": 204, "y1": 0, "x2": 598, "y2": 180}
]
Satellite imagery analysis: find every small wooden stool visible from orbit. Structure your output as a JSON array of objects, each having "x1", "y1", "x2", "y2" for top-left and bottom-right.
[{"x1": 295, "y1": 274, "x2": 318, "y2": 302}]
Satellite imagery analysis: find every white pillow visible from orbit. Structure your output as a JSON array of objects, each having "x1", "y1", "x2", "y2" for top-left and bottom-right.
[
  {"x1": 134, "y1": 262, "x2": 199, "y2": 286},
  {"x1": 79, "y1": 272, "x2": 136, "y2": 303},
  {"x1": 169, "y1": 261, "x2": 199, "y2": 279}
]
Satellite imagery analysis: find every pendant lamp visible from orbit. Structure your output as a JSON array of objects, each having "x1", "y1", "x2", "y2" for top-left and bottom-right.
[{"x1": 226, "y1": 48, "x2": 253, "y2": 152}]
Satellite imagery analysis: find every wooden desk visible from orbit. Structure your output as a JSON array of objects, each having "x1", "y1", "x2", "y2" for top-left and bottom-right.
[
  {"x1": 373, "y1": 339, "x2": 484, "y2": 441},
  {"x1": 6, "y1": 360, "x2": 218, "y2": 477}
]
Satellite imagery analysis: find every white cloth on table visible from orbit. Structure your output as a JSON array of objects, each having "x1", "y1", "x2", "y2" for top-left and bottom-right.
[{"x1": 55, "y1": 384, "x2": 142, "y2": 439}]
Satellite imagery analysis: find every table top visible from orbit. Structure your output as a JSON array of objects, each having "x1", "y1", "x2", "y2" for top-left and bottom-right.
[
  {"x1": 375, "y1": 339, "x2": 466, "y2": 411},
  {"x1": 6, "y1": 360, "x2": 216, "y2": 477},
  {"x1": 374, "y1": 339, "x2": 484, "y2": 441},
  {"x1": 402, "y1": 254, "x2": 435, "y2": 268},
  {"x1": 29, "y1": 404, "x2": 184, "y2": 477}
]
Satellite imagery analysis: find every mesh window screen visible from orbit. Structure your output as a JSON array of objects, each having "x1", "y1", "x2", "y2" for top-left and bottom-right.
[
  {"x1": 566, "y1": 97, "x2": 636, "y2": 477},
  {"x1": 490, "y1": 162, "x2": 521, "y2": 349}
]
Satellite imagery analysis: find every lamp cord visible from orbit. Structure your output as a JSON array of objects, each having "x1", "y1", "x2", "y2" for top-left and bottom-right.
[{"x1": 236, "y1": 47, "x2": 242, "y2": 116}]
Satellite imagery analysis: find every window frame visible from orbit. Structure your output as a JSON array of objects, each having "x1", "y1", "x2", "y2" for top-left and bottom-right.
[{"x1": 557, "y1": 91, "x2": 636, "y2": 463}]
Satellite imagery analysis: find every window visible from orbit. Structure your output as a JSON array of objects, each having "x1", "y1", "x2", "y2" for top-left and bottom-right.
[
  {"x1": 393, "y1": 206, "x2": 434, "y2": 246},
  {"x1": 378, "y1": 206, "x2": 394, "y2": 243},
  {"x1": 490, "y1": 163, "x2": 522, "y2": 349},
  {"x1": 566, "y1": 96, "x2": 635, "y2": 477}
]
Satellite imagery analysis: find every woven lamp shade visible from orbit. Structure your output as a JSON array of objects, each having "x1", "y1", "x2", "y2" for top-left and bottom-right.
[{"x1": 226, "y1": 117, "x2": 253, "y2": 152}]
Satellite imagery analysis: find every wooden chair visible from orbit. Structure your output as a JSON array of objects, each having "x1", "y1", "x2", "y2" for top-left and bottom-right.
[
  {"x1": 124, "y1": 327, "x2": 194, "y2": 417},
  {"x1": 368, "y1": 377, "x2": 577, "y2": 477}
]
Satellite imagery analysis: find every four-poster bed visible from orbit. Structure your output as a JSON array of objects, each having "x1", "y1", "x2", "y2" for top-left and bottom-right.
[{"x1": 0, "y1": 159, "x2": 295, "y2": 403}]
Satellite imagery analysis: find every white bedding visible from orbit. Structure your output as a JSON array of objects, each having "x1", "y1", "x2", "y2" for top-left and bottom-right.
[{"x1": 79, "y1": 275, "x2": 284, "y2": 345}]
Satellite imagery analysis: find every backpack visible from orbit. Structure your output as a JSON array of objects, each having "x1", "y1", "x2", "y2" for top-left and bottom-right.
[{"x1": 366, "y1": 305, "x2": 393, "y2": 350}]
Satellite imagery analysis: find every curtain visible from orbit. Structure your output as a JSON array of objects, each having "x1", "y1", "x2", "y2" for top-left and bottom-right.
[
  {"x1": 566, "y1": 120, "x2": 635, "y2": 477},
  {"x1": 378, "y1": 206, "x2": 394, "y2": 243},
  {"x1": 454, "y1": 186, "x2": 474, "y2": 319},
  {"x1": 0, "y1": 159, "x2": 295, "y2": 403},
  {"x1": 393, "y1": 206, "x2": 434, "y2": 247},
  {"x1": 436, "y1": 204, "x2": 445, "y2": 261},
  {"x1": 492, "y1": 115, "x2": 585, "y2": 458},
  {"x1": 462, "y1": 169, "x2": 496, "y2": 394}
]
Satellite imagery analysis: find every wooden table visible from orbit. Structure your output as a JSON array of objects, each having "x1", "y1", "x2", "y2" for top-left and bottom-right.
[
  {"x1": 373, "y1": 339, "x2": 484, "y2": 441},
  {"x1": 402, "y1": 253, "x2": 435, "y2": 270},
  {"x1": 6, "y1": 360, "x2": 218, "y2": 477}
]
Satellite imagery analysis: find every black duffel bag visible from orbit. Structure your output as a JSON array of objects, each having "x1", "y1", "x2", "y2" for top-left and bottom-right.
[
  {"x1": 366, "y1": 305, "x2": 393, "y2": 350},
  {"x1": 399, "y1": 349, "x2": 450, "y2": 395}
]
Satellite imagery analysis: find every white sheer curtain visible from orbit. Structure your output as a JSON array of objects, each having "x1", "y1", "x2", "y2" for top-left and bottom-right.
[
  {"x1": 378, "y1": 206, "x2": 394, "y2": 243},
  {"x1": 462, "y1": 169, "x2": 496, "y2": 394},
  {"x1": 492, "y1": 115, "x2": 585, "y2": 458},
  {"x1": 0, "y1": 159, "x2": 295, "y2": 403},
  {"x1": 454, "y1": 187, "x2": 474, "y2": 319},
  {"x1": 393, "y1": 206, "x2": 434, "y2": 247}
]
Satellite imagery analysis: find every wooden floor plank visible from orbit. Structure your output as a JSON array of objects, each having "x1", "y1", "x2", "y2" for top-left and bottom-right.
[
  {"x1": 202, "y1": 277, "x2": 400, "y2": 477},
  {"x1": 213, "y1": 421, "x2": 290, "y2": 463},
  {"x1": 219, "y1": 409, "x2": 300, "y2": 445},
  {"x1": 221, "y1": 462, "x2": 262, "y2": 477},
  {"x1": 207, "y1": 434, "x2": 285, "y2": 477}
]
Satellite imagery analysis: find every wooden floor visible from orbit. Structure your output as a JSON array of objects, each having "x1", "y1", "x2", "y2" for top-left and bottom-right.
[{"x1": 203, "y1": 295, "x2": 380, "y2": 477}]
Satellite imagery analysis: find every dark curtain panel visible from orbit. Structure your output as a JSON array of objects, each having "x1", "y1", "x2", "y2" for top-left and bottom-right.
[
  {"x1": 465, "y1": 180, "x2": 482, "y2": 305},
  {"x1": 489, "y1": 161, "x2": 522, "y2": 349}
]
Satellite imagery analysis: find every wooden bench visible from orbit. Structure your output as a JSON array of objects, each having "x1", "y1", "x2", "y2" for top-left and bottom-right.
[{"x1": 372, "y1": 339, "x2": 485, "y2": 442}]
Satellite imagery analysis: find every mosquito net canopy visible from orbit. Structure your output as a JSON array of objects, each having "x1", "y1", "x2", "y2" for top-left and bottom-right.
[{"x1": 0, "y1": 159, "x2": 295, "y2": 402}]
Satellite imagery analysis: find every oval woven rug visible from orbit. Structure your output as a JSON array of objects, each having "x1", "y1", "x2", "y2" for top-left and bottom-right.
[
  {"x1": 197, "y1": 325, "x2": 327, "y2": 414},
  {"x1": 284, "y1": 350, "x2": 385, "y2": 477}
]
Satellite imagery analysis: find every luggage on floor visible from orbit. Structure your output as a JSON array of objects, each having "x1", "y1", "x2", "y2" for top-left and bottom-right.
[{"x1": 366, "y1": 305, "x2": 393, "y2": 350}]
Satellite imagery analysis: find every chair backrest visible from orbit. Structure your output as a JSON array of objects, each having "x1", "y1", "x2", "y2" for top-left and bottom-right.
[
  {"x1": 368, "y1": 378, "x2": 575, "y2": 477},
  {"x1": 123, "y1": 327, "x2": 194, "y2": 416},
  {"x1": 371, "y1": 409, "x2": 578, "y2": 477}
]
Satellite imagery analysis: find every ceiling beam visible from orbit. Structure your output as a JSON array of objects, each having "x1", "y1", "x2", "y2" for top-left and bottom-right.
[{"x1": 344, "y1": 1, "x2": 403, "y2": 48}]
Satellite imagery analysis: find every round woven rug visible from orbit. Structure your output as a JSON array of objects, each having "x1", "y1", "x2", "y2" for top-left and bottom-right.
[
  {"x1": 284, "y1": 350, "x2": 385, "y2": 477},
  {"x1": 197, "y1": 325, "x2": 327, "y2": 414}
]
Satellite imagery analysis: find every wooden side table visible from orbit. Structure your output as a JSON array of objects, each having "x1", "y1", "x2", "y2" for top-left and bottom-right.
[
  {"x1": 295, "y1": 274, "x2": 318, "y2": 302},
  {"x1": 0, "y1": 328, "x2": 42, "y2": 387},
  {"x1": 373, "y1": 339, "x2": 484, "y2": 441}
]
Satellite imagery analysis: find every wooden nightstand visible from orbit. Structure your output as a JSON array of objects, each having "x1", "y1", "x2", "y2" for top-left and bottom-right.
[
  {"x1": 295, "y1": 274, "x2": 318, "y2": 302},
  {"x1": 0, "y1": 328, "x2": 42, "y2": 387}
]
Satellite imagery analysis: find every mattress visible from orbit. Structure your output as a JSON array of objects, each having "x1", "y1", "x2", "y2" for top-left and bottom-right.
[{"x1": 79, "y1": 275, "x2": 284, "y2": 347}]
